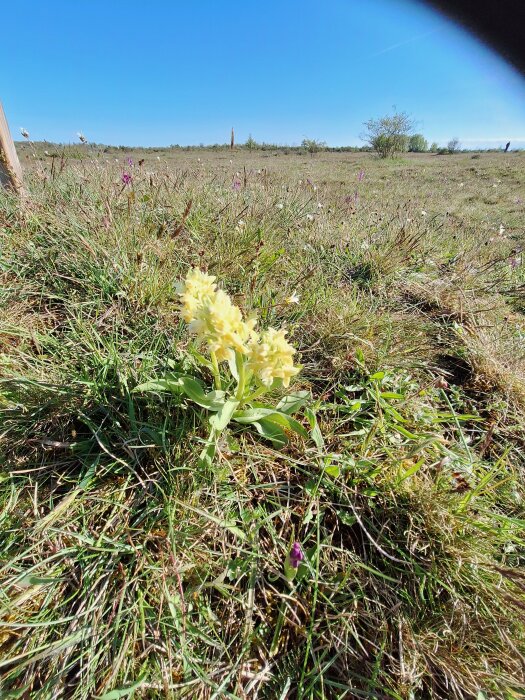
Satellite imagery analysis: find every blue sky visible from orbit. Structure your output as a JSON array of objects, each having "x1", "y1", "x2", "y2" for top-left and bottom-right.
[{"x1": 2, "y1": 0, "x2": 525, "y2": 148}]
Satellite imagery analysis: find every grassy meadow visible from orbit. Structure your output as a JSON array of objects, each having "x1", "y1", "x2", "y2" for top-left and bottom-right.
[{"x1": 1, "y1": 144, "x2": 525, "y2": 699}]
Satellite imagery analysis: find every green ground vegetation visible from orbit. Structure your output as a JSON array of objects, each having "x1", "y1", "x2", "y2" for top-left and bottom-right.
[{"x1": 1, "y1": 146, "x2": 525, "y2": 699}]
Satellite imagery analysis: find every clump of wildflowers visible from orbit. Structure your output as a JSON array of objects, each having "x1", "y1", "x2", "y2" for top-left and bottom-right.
[
  {"x1": 177, "y1": 269, "x2": 301, "y2": 387},
  {"x1": 137, "y1": 268, "x2": 310, "y2": 466}
]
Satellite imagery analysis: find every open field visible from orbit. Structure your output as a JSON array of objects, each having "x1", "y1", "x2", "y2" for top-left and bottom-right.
[{"x1": 1, "y1": 146, "x2": 525, "y2": 699}]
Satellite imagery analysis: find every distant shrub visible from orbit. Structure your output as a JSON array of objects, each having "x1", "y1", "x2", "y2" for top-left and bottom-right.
[
  {"x1": 302, "y1": 138, "x2": 326, "y2": 156},
  {"x1": 447, "y1": 137, "x2": 461, "y2": 154},
  {"x1": 408, "y1": 134, "x2": 428, "y2": 152},
  {"x1": 362, "y1": 111, "x2": 414, "y2": 158},
  {"x1": 245, "y1": 135, "x2": 258, "y2": 150}
]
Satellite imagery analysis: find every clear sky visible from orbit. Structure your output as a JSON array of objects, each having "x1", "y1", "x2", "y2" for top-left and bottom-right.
[{"x1": 2, "y1": 0, "x2": 525, "y2": 148}]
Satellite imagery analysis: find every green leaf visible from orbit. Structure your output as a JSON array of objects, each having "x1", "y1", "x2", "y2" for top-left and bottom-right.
[
  {"x1": 190, "y1": 350, "x2": 213, "y2": 370},
  {"x1": 134, "y1": 377, "x2": 184, "y2": 394},
  {"x1": 17, "y1": 574, "x2": 60, "y2": 587},
  {"x1": 392, "y1": 424, "x2": 420, "y2": 440},
  {"x1": 227, "y1": 354, "x2": 239, "y2": 381},
  {"x1": 234, "y1": 407, "x2": 308, "y2": 440},
  {"x1": 380, "y1": 391, "x2": 404, "y2": 399},
  {"x1": 252, "y1": 419, "x2": 288, "y2": 448},
  {"x1": 178, "y1": 376, "x2": 211, "y2": 406},
  {"x1": 370, "y1": 371, "x2": 385, "y2": 381},
  {"x1": 263, "y1": 412, "x2": 309, "y2": 439},
  {"x1": 324, "y1": 463, "x2": 340, "y2": 478},
  {"x1": 276, "y1": 390, "x2": 309, "y2": 415},
  {"x1": 209, "y1": 399, "x2": 239, "y2": 431},
  {"x1": 198, "y1": 438, "x2": 217, "y2": 468},
  {"x1": 96, "y1": 676, "x2": 146, "y2": 699},
  {"x1": 233, "y1": 407, "x2": 278, "y2": 423},
  {"x1": 336, "y1": 510, "x2": 357, "y2": 527},
  {"x1": 203, "y1": 390, "x2": 228, "y2": 410},
  {"x1": 305, "y1": 407, "x2": 324, "y2": 449},
  {"x1": 398, "y1": 458, "x2": 424, "y2": 482}
]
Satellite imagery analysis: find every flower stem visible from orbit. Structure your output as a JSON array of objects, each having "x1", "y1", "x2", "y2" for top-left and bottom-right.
[
  {"x1": 242, "y1": 384, "x2": 269, "y2": 405},
  {"x1": 235, "y1": 352, "x2": 246, "y2": 401},
  {"x1": 210, "y1": 351, "x2": 222, "y2": 390}
]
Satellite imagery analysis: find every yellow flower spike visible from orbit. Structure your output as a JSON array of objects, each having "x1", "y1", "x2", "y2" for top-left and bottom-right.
[
  {"x1": 176, "y1": 268, "x2": 217, "y2": 323},
  {"x1": 247, "y1": 327, "x2": 300, "y2": 388},
  {"x1": 189, "y1": 289, "x2": 257, "y2": 362}
]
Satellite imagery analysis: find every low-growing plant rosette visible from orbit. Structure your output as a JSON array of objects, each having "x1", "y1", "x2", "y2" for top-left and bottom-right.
[{"x1": 136, "y1": 268, "x2": 322, "y2": 465}]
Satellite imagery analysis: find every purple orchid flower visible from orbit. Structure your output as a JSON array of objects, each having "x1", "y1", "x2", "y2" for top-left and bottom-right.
[
  {"x1": 232, "y1": 179, "x2": 241, "y2": 191},
  {"x1": 357, "y1": 169, "x2": 365, "y2": 182},
  {"x1": 127, "y1": 157, "x2": 134, "y2": 167},
  {"x1": 122, "y1": 171, "x2": 132, "y2": 185},
  {"x1": 289, "y1": 542, "x2": 304, "y2": 569}
]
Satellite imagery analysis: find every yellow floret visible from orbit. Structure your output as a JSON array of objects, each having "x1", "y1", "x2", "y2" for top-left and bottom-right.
[
  {"x1": 247, "y1": 327, "x2": 300, "y2": 388},
  {"x1": 176, "y1": 268, "x2": 217, "y2": 323},
  {"x1": 189, "y1": 289, "x2": 257, "y2": 362}
]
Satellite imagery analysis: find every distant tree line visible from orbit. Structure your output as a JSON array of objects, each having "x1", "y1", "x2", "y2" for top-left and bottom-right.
[{"x1": 16, "y1": 128, "x2": 520, "y2": 156}]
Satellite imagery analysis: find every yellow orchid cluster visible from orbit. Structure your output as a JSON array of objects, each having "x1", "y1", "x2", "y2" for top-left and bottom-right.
[{"x1": 177, "y1": 267, "x2": 300, "y2": 389}]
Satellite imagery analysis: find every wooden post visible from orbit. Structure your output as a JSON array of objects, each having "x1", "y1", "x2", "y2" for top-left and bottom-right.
[
  {"x1": 0, "y1": 102, "x2": 24, "y2": 192},
  {"x1": 230, "y1": 127, "x2": 234, "y2": 150}
]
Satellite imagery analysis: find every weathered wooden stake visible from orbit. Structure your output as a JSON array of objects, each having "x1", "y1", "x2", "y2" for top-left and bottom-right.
[
  {"x1": 0, "y1": 102, "x2": 24, "y2": 192},
  {"x1": 230, "y1": 127, "x2": 234, "y2": 150}
]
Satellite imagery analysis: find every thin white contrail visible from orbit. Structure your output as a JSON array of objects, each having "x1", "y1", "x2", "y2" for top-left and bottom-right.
[{"x1": 368, "y1": 29, "x2": 439, "y2": 58}]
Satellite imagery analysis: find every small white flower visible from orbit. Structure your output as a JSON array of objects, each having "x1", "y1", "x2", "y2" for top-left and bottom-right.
[
  {"x1": 277, "y1": 203, "x2": 284, "y2": 210},
  {"x1": 157, "y1": 156, "x2": 161, "y2": 161},
  {"x1": 44, "y1": 150, "x2": 49, "y2": 156},
  {"x1": 317, "y1": 202, "x2": 323, "y2": 209},
  {"x1": 257, "y1": 169, "x2": 261, "y2": 174},
  {"x1": 285, "y1": 291, "x2": 300, "y2": 305},
  {"x1": 313, "y1": 185, "x2": 318, "y2": 191},
  {"x1": 499, "y1": 224, "x2": 505, "y2": 235},
  {"x1": 306, "y1": 214, "x2": 314, "y2": 222},
  {"x1": 197, "y1": 157, "x2": 201, "y2": 162},
  {"x1": 459, "y1": 182, "x2": 464, "y2": 187},
  {"x1": 20, "y1": 127, "x2": 29, "y2": 139},
  {"x1": 421, "y1": 210, "x2": 427, "y2": 216},
  {"x1": 235, "y1": 171, "x2": 240, "y2": 176},
  {"x1": 298, "y1": 179, "x2": 303, "y2": 185}
]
